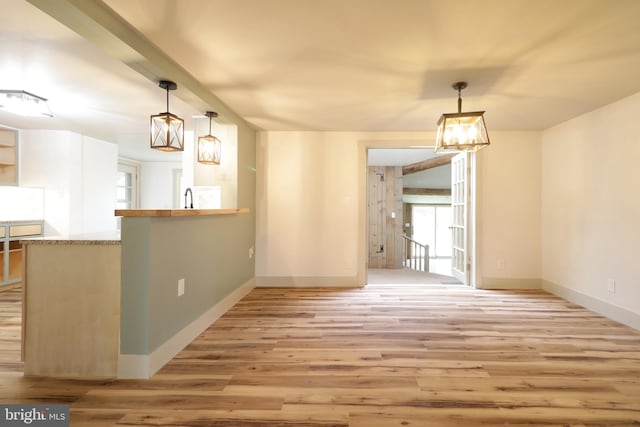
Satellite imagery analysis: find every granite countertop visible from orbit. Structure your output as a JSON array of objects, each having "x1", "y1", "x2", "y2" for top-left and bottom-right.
[
  {"x1": 21, "y1": 231, "x2": 121, "y2": 245},
  {"x1": 114, "y1": 208, "x2": 250, "y2": 217}
]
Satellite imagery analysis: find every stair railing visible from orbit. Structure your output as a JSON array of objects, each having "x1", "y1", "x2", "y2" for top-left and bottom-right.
[{"x1": 403, "y1": 235, "x2": 429, "y2": 272}]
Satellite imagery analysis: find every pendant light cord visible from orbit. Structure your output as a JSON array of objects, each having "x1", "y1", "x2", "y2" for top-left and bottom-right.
[
  {"x1": 452, "y1": 81, "x2": 467, "y2": 114},
  {"x1": 204, "y1": 111, "x2": 218, "y2": 135}
]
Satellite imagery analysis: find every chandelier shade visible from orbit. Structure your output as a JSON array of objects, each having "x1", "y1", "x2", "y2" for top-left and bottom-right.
[
  {"x1": 435, "y1": 82, "x2": 490, "y2": 153},
  {"x1": 197, "y1": 111, "x2": 221, "y2": 164}
]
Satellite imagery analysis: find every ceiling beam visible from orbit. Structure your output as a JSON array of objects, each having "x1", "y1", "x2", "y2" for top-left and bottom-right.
[
  {"x1": 403, "y1": 188, "x2": 451, "y2": 196},
  {"x1": 26, "y1": 0, "x2": 254, "y2": 128},
  {"x1": 402, "y1": 153, "x2": 456, "y2": 175}
]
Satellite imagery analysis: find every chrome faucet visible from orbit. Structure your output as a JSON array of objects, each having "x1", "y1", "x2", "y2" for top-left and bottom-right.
[{"x1": 184, "y1": 187, "x2": 193, "y2": 209}]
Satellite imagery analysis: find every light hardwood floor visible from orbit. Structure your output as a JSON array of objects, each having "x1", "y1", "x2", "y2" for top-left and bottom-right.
[{"x1": 1, "y1": 284, "x2": 640, "y2": 426}]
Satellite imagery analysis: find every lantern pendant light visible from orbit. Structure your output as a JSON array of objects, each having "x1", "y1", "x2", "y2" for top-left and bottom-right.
[
  {"x1": 150, "y1": 80, "x2": 184, "y2": 151},
  {"x1": 197, "y1": 111, "x2": 221, "y2": 164},
  {"x1": 435, "y1": 81, "x2": 490, "y2": 153}
]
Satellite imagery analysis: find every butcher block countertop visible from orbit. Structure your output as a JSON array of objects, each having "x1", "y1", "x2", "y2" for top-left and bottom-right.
[{"x1": 115, "y1": 208, "x2": 250, "y2": 217}]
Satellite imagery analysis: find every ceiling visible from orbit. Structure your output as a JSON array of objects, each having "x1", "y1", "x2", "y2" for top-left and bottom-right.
[
  {"x1": 2, "y1": 0, "x2": 640, "y2": 160},
  {"x1": 368, "y1": 148, "x2": 451, "y2": 190},
  {"x1": 368, "y1": 148, "x2": 438, "y2": 166}
]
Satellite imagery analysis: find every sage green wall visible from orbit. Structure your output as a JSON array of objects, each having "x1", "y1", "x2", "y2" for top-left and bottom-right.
[
  {"x1": 120, "y1": 217, "x2": 151, "y2": 354},
  {"x1": 147, "y1": 214, "x2": 254, "y2": 352},
  {"x1": 121, "y1": 125, "x2": 256, "y2": 355}
]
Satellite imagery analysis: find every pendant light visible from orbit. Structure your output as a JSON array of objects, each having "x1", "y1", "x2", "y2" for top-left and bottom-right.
[
  {"x1": 150, "y1": 80, "x2": 184, "y2": 151},
  {"x1": 435, "y1": 81, "x2": 490, "y2": 153},
  {"x1": 197, "y1": 111, "x2": 221, "y2": 164}
]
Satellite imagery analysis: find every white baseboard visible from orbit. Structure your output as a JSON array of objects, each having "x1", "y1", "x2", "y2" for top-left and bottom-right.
[
  {"x1": 542, "y1": 279, "x2": 640, "y2": 331},
  {"x1": 117, "y1": 354, "x2": 149, "y2": 379},
  {"x1": 118, "y1": 277, "x2": 256, "y2": 379},
  {"x1": 479, "y1": 277, "x2": 541, "y2": 289},
  {"x1": 256, "y1": 275, "x2": 359, "y2": 287}
]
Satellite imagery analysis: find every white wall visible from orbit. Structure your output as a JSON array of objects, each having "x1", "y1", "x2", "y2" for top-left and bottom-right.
[
  {"x1": 20, "y1": 130, "x2": 117, "y2": 236},
  {"x1": 256, "y1": 132, "x2": 359, "y2": 285},
  {"x1": 256, "y1": 130, "x2": 542, "y2": 287},
  {"x1": 541, "y1": 91, "x2": 640, "y2": 325},
  {"x1": 83, "y1": 136, "x2": 118, "y2": 232},
  {"x1": 0, "y1": 186, "x2": 44, "y2": 221},
  {"x1": 140, "y1": 162, "x2": 181, "y2": 209},
  {"x1": 20, "y1": 130, "x2": 78, "y2": 236},
  {"x1": 476, "y1": 132, "x2": 541, "y2": 288}
]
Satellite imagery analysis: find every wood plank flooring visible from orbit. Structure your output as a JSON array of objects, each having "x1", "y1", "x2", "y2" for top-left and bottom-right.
[
  {"x1": 1, "y1": 284, "x2": 640, "y2": 426},
  {"x1": 0, "y1": 288, "x2": 22, "y2": 373}
]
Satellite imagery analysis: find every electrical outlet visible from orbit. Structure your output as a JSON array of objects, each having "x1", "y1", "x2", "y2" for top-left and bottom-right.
[
  {"x1": 178, "y1": 278, "x2": 185, "y2": 296},
  {"x1": 607, "y1": 279, "x2": 616, "y2": 293},
  {"x1": 249, "y1": 246, "x2": 254, "y2": 259}
]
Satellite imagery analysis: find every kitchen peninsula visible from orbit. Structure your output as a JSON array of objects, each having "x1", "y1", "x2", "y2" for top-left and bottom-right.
[{"x1": 22, "y1": 208, "x2": 253, "y2": 379}]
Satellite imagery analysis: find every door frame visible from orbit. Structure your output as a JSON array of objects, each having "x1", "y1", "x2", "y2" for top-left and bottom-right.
[
  {"x1": 117, "y1": 158, "x2": 140, "y2": 209},
  {"x1": 357, "y1": 138, "x2": 478, "y2": 287}
]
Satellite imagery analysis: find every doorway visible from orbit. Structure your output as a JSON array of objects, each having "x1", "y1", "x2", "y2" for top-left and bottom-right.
[{"x1": 362, "y1": 145, "x2": 475, "y2": 286}]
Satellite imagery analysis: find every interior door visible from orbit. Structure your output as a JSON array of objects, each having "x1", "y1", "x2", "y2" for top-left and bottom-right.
[{"x1": 451, "y1": 152, "x2": 468, "y2": 283}]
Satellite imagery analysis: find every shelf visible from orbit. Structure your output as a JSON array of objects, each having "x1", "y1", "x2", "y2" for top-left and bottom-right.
[
  {"x1": 0, "y1": 128, "x2": 17, "y2": 185},
  {"x1": 1, "y1": 221, "x2": 42, "y2": 287}
]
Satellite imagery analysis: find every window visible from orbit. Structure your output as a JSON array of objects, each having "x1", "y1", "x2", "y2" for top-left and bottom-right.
[
  {"x1": 411, "y1": 204, "x2": 453, "y2": 275},
  {"x1": 116, "y1": 161, "x2": 139, "y2": 209},
  {"x1": 411, "y1": 204, "x2": 452, "y2": 258}
]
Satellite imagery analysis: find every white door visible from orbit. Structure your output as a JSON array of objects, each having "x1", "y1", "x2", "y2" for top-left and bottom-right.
[{"x1": 451, "y1": 152, "x2": 468, "y2": 283}]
